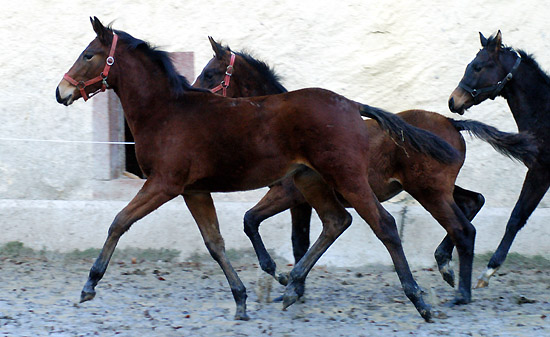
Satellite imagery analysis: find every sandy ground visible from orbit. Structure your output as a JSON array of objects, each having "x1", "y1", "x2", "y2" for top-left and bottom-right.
[{"x1": 0, "y1": 246, "x2": 548, "y2": 337}]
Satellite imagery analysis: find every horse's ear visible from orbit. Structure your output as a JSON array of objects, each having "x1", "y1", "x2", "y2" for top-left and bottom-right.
[
  {"x1": 90, "y1": 16, "x2": 113, "y2": 45},
  {"x1": 486, "y1": 30, "x2": 502, "y2": 54},
  {"x1": 208, "y1": 36, "x2": 225, "y2": 60},
  {"x1": 493, "y1": 30, "x2": 502, "y2": 49},
  {"x1": 479, "y1": 32, "x2": 488, "y2": 47}
]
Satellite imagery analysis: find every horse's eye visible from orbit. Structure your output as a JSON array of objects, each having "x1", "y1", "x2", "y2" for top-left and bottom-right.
[
  {"x1": 473, "y1": 64, "x2": 482, "y2": 72},
  {"x1": 83, "y1": 54, "x2": 94, "y2": 61},
  {"x1": 204, "y1": 70, "x2": 214, "y2": 80}
]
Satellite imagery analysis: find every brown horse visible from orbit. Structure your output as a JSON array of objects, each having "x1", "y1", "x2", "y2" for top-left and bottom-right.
[
  {"x1": 55, "y1": 18, "x2": 462, "y2": 322},
  {"x1": 449, "y1": 31, "x2": 548, "y2": 288},
  {"x1": 194, "y1": 38, "x2": 538, "y2": 306}
]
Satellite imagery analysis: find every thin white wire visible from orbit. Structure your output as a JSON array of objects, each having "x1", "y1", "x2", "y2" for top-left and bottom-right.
[{"x1": 0, "y1": 137, "x2": 134, "y2": 145}]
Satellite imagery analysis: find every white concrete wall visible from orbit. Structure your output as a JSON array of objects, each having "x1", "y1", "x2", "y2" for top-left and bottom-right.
[
  {"x1": 2, "y1": 1, "x2": 550, "y2": 205},
  {"x1": 1, "y1": 198, "x2": 548, "y2": 267},
  {"x1": 1, "y1": 1, "x2": 549, "y2": 264}
]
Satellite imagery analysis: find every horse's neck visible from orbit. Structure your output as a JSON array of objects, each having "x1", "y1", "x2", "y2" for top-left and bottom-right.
[
  {"x1": 113, "y1": 56, "x2": 171, "y2": 131},
  {"x1": 504, "y1": 65, "x2": 550, "y2": 133},
  {"x1": 244, "y1": 66, "x2": 285, "y2": 96},
  {"x1": 245, "y1": 77, "x2": 284, "y2": 96}
]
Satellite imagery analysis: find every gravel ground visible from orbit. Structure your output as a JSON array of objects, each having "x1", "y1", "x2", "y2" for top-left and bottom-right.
[{"x1": 0, "y1": 245, "x2": 548, "y2": 336}]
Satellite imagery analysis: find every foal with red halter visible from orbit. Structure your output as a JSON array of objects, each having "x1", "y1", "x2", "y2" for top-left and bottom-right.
[
  {"x1": 194, "y1": 38, "x2": 537, "y2": 307},
  {"x1": 57, "y1": 17, "x2": 464, "y2": 322}
]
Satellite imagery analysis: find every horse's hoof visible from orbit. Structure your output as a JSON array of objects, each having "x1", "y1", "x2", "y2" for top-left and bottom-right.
[
  {"x1": 439, "y1": 266, "x2": 455, "y2": 288},
  {"x1": 277, "y1": 272, "x2": 289, "y2": 286},
  {"x1": 234, "y1": 312, "x2": 250, "y2": 321},
  {"x1": 474, "y1": 278, "x2": 489, "y2": 289},
  {"x1": 282, "y1": 290, "x2": 298, "y2": 310},
  {"x1": 450, "y1": 295, "x2": 471, "y2": 306},
  {"x1": 474, "y1": 268, "x2": 497, "y2": 289},
  {"x1": 80, "y1": 289, "x2": 96, "y2": 303},
  {"x1": 419, "y1": 307, "x2": 434, "y2": 323}
]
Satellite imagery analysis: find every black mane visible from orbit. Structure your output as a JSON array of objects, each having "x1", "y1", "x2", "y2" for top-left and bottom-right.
[
  {"x1": 237, "y1": 50, "x2": 288, "y2": 93},
  {"x1": 516, "y1": 49, "x2": 550, "y2": 87},
  {"x1": 217, "y1": 42, "x2": 288, "y2": 93},
  {"x1": 113, "y1": 29, "x2": 210, "y2": 96},
  {"x1": 485, "y1": 33, "x2": 550, "y2": 87}
]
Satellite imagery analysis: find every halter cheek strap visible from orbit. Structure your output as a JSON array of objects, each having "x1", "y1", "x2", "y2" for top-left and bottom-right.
[
  {"x1": 210, "y1": 52, "x2": 235, "y2": 97},
  {"x1": 63, "y1": 33, "x2": 119, "y2": 101},
  {"x1": 459, "y1": 51, "x2": 521, "y2": 102}
]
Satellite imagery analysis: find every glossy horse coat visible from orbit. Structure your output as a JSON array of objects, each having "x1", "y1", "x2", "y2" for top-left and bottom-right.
[
  {"x1": 449, "y1": 31, "x2": 547, "y2": 288},
  {"x1": 195, "y1": 38, "x2": 537, "y2": 306},
  {"x1": 55, "y1": 18, "x2": 463, "y2": 321}
]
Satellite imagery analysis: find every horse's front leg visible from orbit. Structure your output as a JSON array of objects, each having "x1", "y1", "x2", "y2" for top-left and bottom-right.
[
  {"x1": 477, "y1": 167, "x2": 550, "y2": 288},
  {"x1": 183, "y1": 192, "x2": 249, "y2": 320},
  {"x1": 81, "y1": 179, "x2": 176, "y2": 302},
  {"x1": 243, "y1": 178, "x2": 309, "y2": 285}
]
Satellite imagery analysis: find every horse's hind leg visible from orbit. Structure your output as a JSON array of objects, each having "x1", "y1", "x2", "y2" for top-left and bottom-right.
[
  {"x1": 435, "y1": 186, "x2": 485, "y2": 287},
  {"x1": 286, "y1": 169, "x2": 433, "y2": 322},
  {"x1": 414, "y1": 192, "x2": 476, "y2": 305},
  {"x1": 341, "y1": 186, "x2": 433, "y2": 321},
  {"x1": 478, "y1": 167, "x2": 550, "y2": 288},
  {"x1": 184, "y1": 192, "x2": 249, "y2": 321},
  {"x1": 281, "y1": 169, "x2": 352, "y2": 309},
  {"x1": 81, "y1": 179, "x2": 176, "y2": 303}
]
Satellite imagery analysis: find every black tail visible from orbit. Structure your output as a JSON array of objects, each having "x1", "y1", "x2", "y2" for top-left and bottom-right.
[
  {"x1": 360, "y1": 104, "x2": 459, "y2": 164},
  {"x1": 448, "y1": 119, "x2": 538, "y2": 166}
]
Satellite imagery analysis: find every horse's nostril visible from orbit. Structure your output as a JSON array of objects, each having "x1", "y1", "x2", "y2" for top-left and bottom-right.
[
  {"x1": 56, "y1": 87, "x2": 62, "y2": 103},
  {"x1": 448, "y1": 97, "x2": 455, "y2": 111}
]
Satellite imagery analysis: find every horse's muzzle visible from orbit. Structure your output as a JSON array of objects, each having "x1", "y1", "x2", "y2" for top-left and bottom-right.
[
  {"x1": 448, "y1": 97, "x2": 464, "y2": 115},
  {"x1": 56, "y1": 86, "x2": 73, "y2": 106}
]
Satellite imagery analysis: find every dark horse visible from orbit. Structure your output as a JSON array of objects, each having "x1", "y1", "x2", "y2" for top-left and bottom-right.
[
  {"x1": 55, "y1": 18, "x2": 461, "y2": 321},
  {"x1": 194, "y1": 38, "x2": 537, "y2": 306},
  {"x1": 449, "y1": 31, "x2": 547, "y2": 288}
]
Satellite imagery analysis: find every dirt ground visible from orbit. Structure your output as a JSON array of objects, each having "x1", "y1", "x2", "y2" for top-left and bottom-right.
[{"x1": 0, "y1": 243, "x2": 548, "y2": 337}]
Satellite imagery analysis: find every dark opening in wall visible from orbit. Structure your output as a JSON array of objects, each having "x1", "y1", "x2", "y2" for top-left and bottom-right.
[
  {"x1": 92, "y1": 51, "x2": 195, "y2": 181},
  {"x1": 124, "y1": 120, "x2": 144, "y2": 178}
]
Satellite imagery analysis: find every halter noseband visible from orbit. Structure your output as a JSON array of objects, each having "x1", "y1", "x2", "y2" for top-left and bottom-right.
[
  {"x1": 459, "y1": 50, "x2": 521, "y2": 102},
  {"x1": 210, "y1": 52, "x2": 235, "y2": 97},
  {"x1": 63, "y1": 33, "x2": 119, "y2": 101}
]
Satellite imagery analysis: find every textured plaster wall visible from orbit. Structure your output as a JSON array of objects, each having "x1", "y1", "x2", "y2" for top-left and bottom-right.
[{"x1": 1, "y1": 0, "x2": 550, "y2": 209}]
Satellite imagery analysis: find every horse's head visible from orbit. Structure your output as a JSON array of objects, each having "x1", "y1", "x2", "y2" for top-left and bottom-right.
[
  {"x1": 193, "y1": 37, "x2": 246, "y2": 97},
  {"x1": 56, "y1": 17, "x2": 118, "y2": 105},
  {"x1": 449, "y1": 31, "x2": 521, "y2": 115},
  {"x1": 194, "y1": 37, "x2": 287, "y2": 98}
]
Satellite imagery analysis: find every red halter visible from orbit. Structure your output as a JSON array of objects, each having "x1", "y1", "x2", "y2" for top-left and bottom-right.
[
  {"x1": 63, "y1": 33, "x2": 119, "y2": 101},
  {"x1": 210, "y1": 52, "x2": 235, "y2": 97}
]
